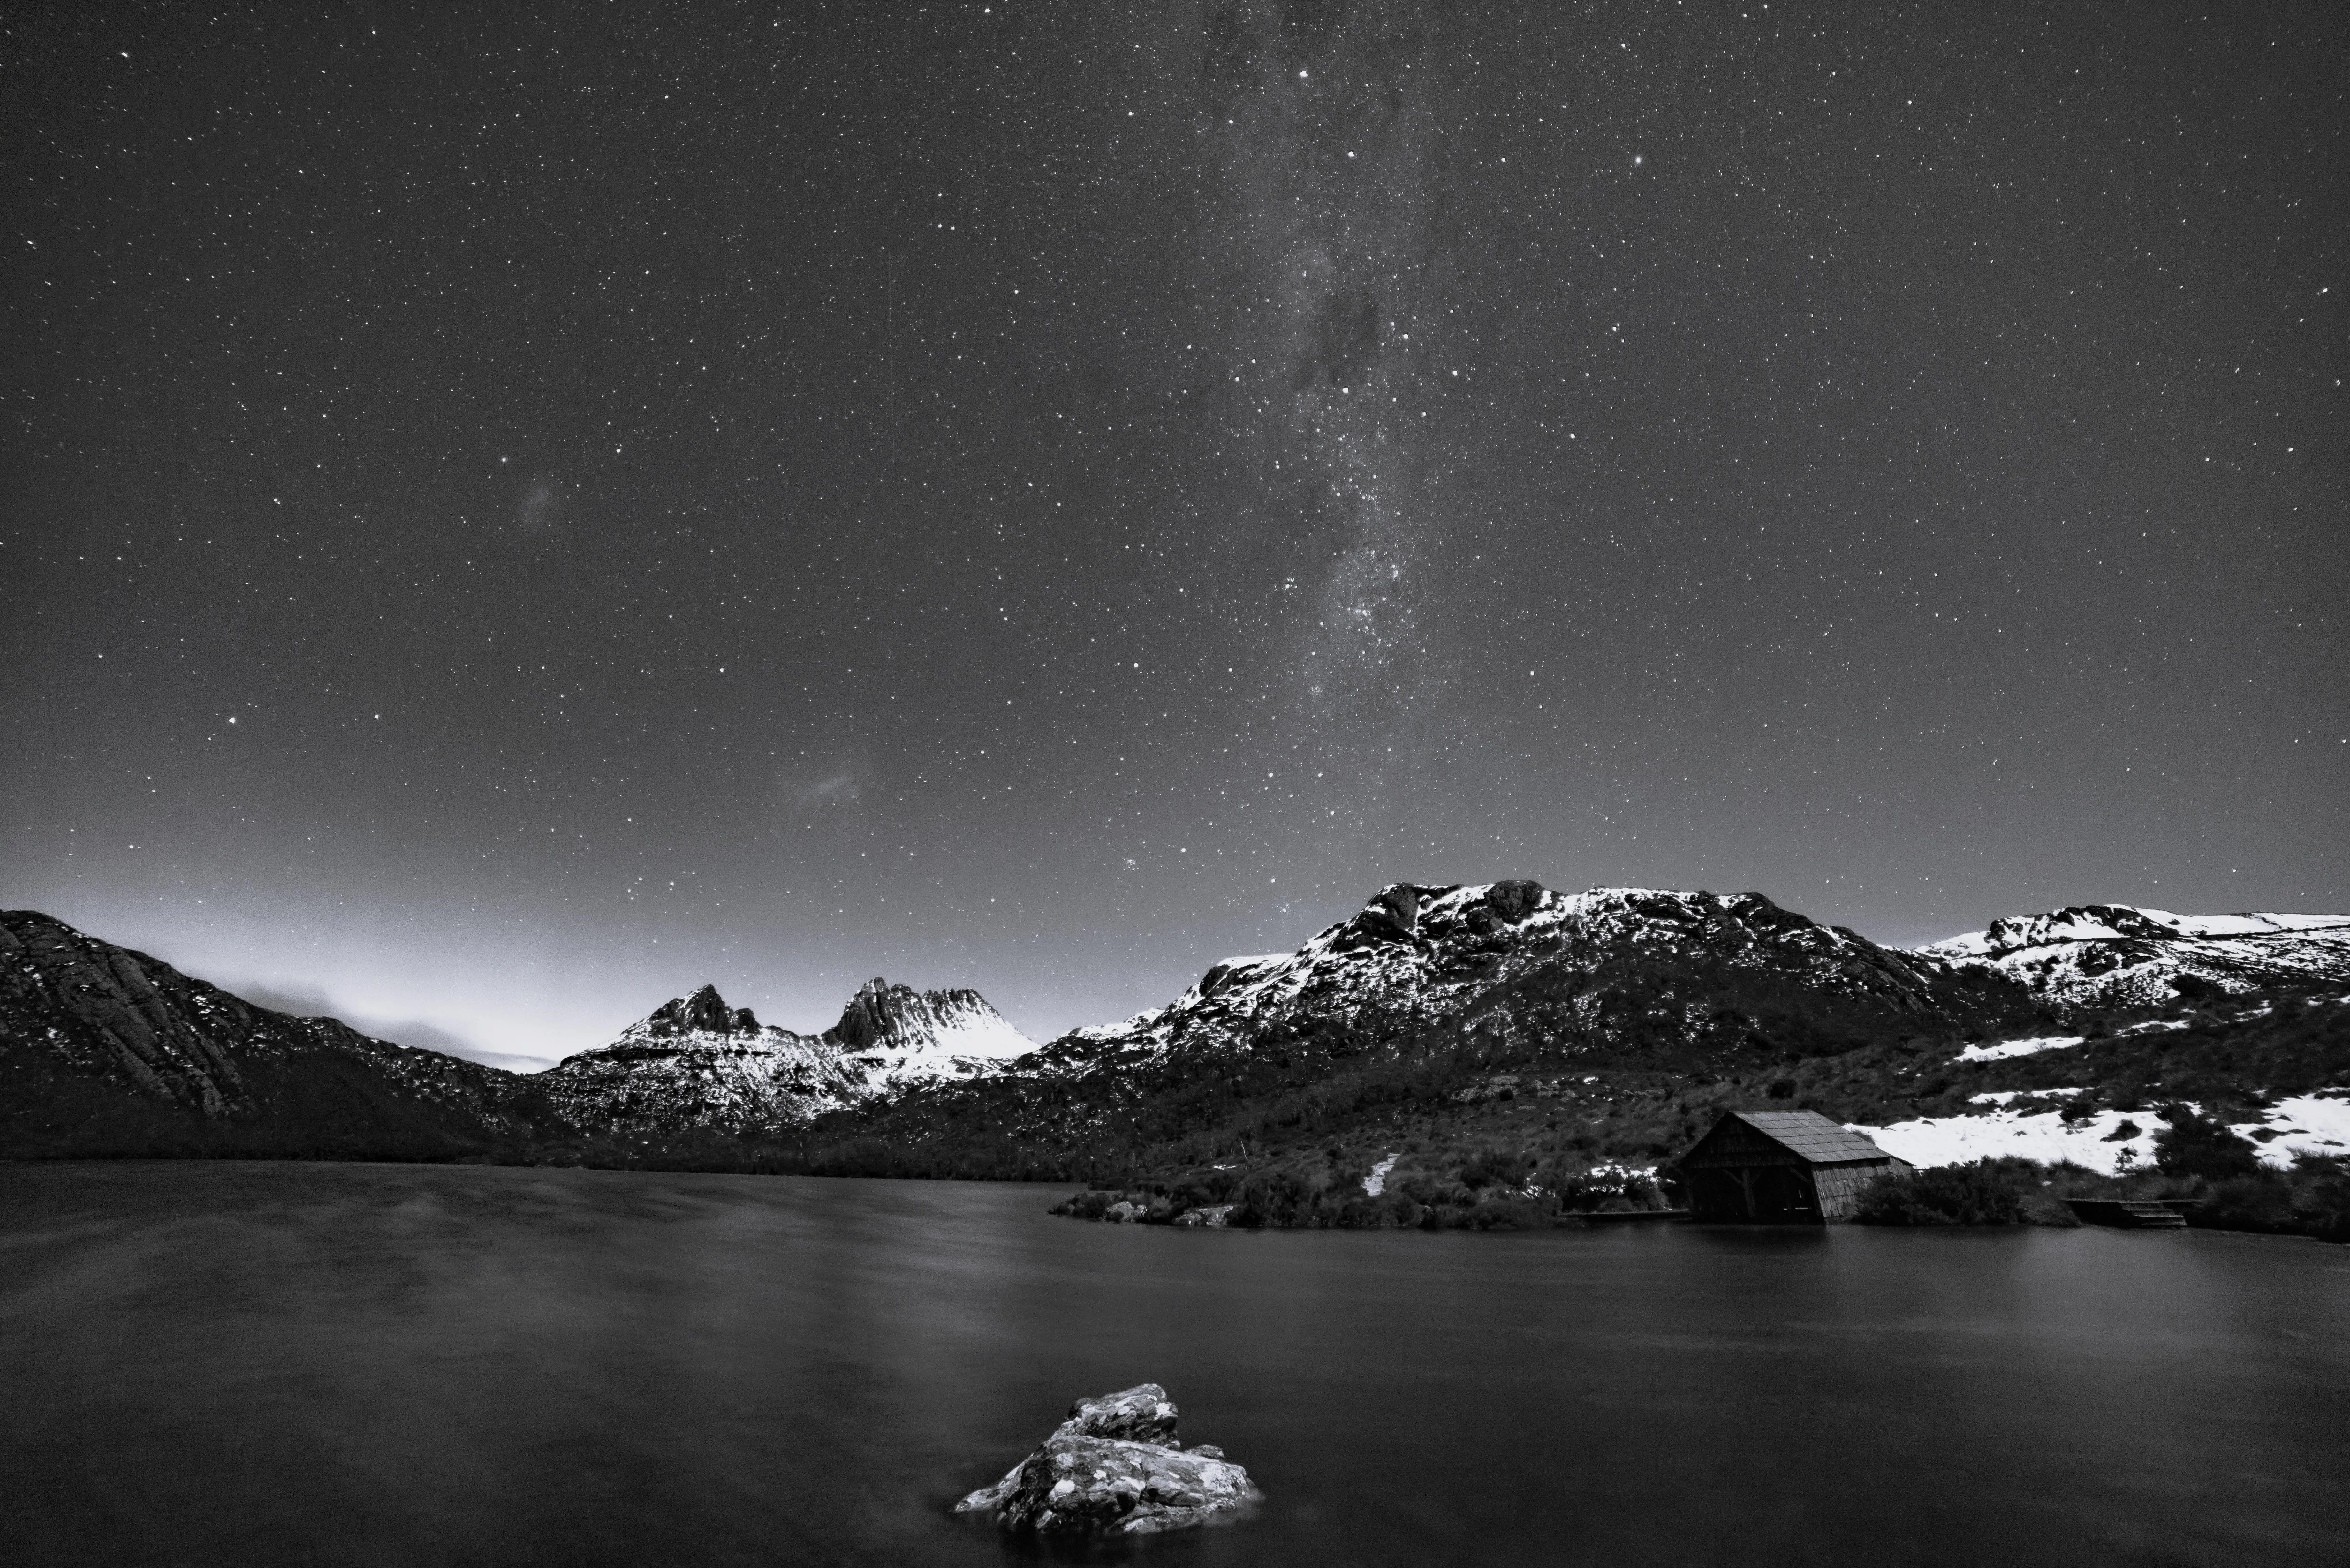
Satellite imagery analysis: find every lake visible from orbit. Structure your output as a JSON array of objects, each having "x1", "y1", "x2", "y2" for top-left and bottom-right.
[{"x1": 3, "y1": 1162, "x2": 2345, "y2": 1566}]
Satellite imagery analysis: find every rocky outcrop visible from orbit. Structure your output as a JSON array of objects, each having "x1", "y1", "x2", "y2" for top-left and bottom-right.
[
  {"x1": 956, "y1": 1384, "x2": 1258, "y2": 1536},
  {"x1": 639, "y1": 984, "x2": 762, "y2": 1037}
]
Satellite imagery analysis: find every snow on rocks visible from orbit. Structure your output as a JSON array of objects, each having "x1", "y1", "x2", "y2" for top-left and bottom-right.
[
  {"x1": 956, "y1": 1384, "x2": 1259, "y2": 1537},
  {"x1": 1919, "y1": 904, "x2": 2350, "y2": 1012}
]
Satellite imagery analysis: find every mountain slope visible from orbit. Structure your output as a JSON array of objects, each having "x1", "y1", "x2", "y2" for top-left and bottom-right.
[
  {"x1": 1920, "y1": 906, "x2": 2350, "y2": 1012},
  {"x1": 796, "y1": 881, "x2": 2043, "y2": 1181},
  {"x1": 0, "y1": 911, "x2": 553, "y2": 1159},
  {"x1": 1063, "y1": 881, "x2": 2027, "y2": 1065}
]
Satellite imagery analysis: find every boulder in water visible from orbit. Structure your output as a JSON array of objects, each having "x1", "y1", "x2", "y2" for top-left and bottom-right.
[{"x1": 955, "y1": 1383, "x2": 1259, "y2": 1536}]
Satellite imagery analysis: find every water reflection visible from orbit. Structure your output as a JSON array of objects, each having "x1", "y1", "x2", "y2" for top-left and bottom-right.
[{"x1": 3, "y1": 1162, "x2": 2344, "y2": 1566}]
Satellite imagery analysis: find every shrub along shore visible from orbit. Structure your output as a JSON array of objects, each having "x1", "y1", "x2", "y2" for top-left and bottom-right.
[{"x1": 1050, "y1": 1106, "x2": 2350, "y2": 1242}]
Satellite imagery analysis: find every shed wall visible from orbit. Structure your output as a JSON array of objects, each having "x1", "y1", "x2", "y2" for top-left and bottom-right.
[{"x1": 1809, "y1": 1160, "x2": 1897, "y2": 1220}]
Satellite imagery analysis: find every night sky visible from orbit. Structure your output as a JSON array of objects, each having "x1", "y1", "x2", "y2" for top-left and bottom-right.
[{"x1": 6, "y1": 3, "x2": 2345, "y2": 1067}]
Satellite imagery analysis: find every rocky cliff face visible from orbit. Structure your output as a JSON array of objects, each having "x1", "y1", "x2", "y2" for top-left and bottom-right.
[
  {"x1": 536, "y1": 978, "x2": 1037, "y2": 1135},
  {"x1": 1918, "y1": 906, "x2": 2350, "y2": 1012},
  {"x1": 0, "y1": 910, "x2": 543, "y2": 1157}
]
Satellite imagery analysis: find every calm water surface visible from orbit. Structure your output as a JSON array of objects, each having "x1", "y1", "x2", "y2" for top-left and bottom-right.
[{"x1": 3, "y1": 1162, "x2": 2345, "y2": 1567}]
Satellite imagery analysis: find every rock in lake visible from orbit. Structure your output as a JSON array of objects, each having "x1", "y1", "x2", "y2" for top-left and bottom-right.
[{"x1": 955, "y1": 1383, "x2": 1259, "y2": 1536}]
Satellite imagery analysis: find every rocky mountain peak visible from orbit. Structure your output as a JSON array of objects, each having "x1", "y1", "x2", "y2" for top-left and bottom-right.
[
  {"x1": 823, "y1": 978, "x2": 1023, "y2": 1057},
  {"x1": 1323, "y1": 879, "x2": 1554, "y2": 955},
  {"x1": 824, "y1": 978, "x2": 919, "y2": 1053},
  {"x1": 641, "y1": 983, "x2": 759, "y2": 1037}
]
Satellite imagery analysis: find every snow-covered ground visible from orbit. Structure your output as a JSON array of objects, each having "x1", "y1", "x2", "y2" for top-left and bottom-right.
[
  {"x1": 1850, "y1": 1092, "x2": 2350, "y2": 1176},
  {"x1": 1957, "y1": 1035, "x2": 2085, "y2": 1062},
  {"x1": 1955, "y1": 1019, "x2": 2189, "y2": 1062}
]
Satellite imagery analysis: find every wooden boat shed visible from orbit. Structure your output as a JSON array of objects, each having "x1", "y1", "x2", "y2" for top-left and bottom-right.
[{"x1": 1674, "y1": 1111, "x2": 1907, "y2": 1223}]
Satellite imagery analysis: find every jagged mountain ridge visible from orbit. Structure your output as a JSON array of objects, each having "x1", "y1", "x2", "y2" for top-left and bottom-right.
[
  {"x1": 1920, "y1": 905, "x2": 2350, "y2": 1012},
  {"x1": 0, "y1": 910, "x2": 548, "y2": 1158},
  {"x1": 535, "y1": 977, "x2": 1038, "y2": 1135}
]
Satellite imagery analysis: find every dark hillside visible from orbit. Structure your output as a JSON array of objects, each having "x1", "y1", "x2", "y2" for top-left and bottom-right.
[{"x1": 0, "y1": 911, "x2": 562, "y2": 1160}]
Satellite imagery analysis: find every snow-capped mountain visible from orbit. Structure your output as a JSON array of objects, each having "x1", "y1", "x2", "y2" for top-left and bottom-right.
[
  {"x1": 1055, "y1": 880, "x2": 2023, "y2": 1064},
  {"x1": 828, "y1": 978, "x2": 1038, "y2": 1092},
  {"x1": 537, "y1": 984, "x2": 866, "y2": 1134},
  {"x1": 1918, "y1": 905, "x2": 2350, "y2": 1012},
  {"x1": 540, "y1": 978, "x2": 1037, "y2": 1133}
]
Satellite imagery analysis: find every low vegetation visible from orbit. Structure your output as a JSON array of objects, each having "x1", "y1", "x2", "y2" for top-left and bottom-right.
[
  {"x1": 1846, "y1": 1109, "x2": 2350, "y2": 1242},
  {"x1": 1050, "y1": 1157, "x2": 1671, "y2": 1231},
  {"x1": 1851, "y1": 1161, "x2": 2028, "y2": 1226}
]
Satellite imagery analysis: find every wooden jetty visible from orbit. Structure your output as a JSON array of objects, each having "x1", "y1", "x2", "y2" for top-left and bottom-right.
[{"x1": 2064, "y1": 1198, "x2": 2195, "y2": 1230}]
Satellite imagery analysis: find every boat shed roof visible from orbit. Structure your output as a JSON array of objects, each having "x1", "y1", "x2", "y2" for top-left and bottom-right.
[{"x1": 1721, "y1": 1111, "x2": 1895, "y2": 1165}]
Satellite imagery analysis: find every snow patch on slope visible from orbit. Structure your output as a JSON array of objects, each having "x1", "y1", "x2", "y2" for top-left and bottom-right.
[
  {"x1": 1850, "y1": 1093, "x2": 2350, "y2": 1176},
  {"x1": 1957, "y1": 1035, "x2": 2086, "y2": 1062}
]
